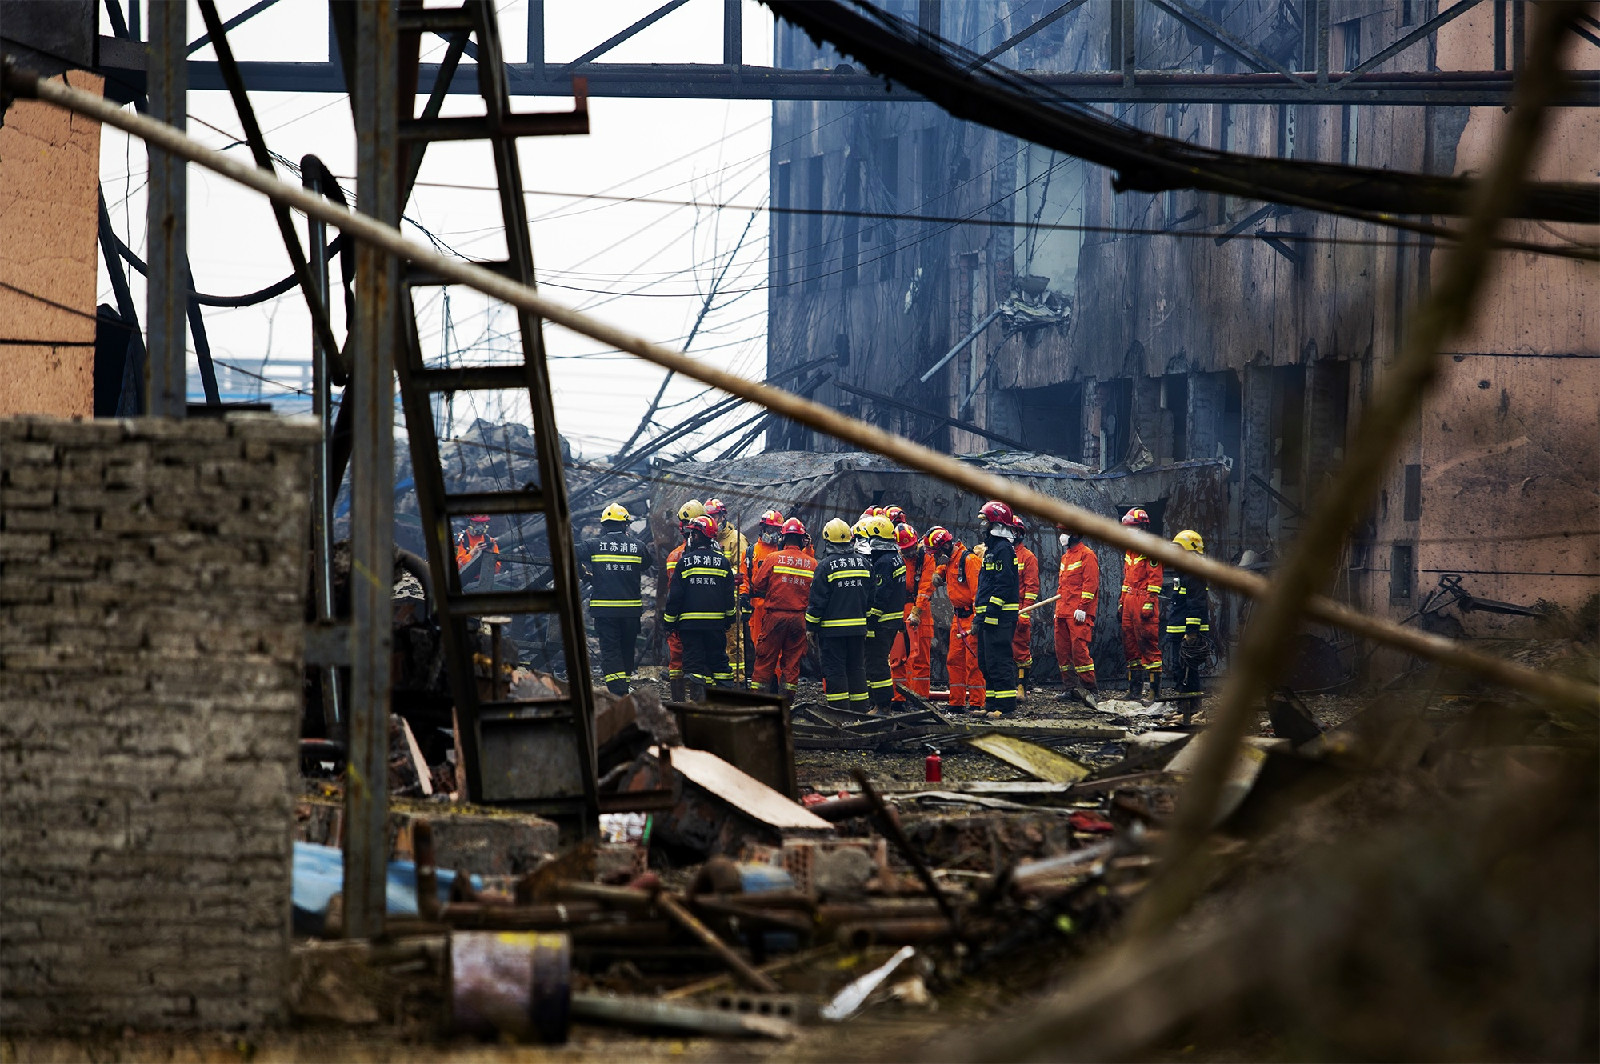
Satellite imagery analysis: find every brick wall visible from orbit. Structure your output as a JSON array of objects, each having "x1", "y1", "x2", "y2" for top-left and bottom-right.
[{"x1": 0, "y1": 414, "x2": 318, "y2": 1030}]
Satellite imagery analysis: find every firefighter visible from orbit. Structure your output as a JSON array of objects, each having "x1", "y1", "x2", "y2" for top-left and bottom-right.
[
  {"x1": 747, "y1": 509, "x2": 785, "y2": 668},
  {"x1": 884, "y1": 505, "x2": 909, "y2": 529},
  {"x1": 890, "y1": 523, "x2": 937, "y2": 699},
  {"x1": 975, "y1": 501, "x2": 1022, "y2": 717},
  {"x1": 862, "y1": 514, "x2": 906, "y2": 710},
  {"x1": 1163, "y1": 530, "x2": 1210, "y2": 697},
  {"x1": 805, "y1": 518, "x2": 872, "y2": 707},
  {"x1": 749, "y1": 518, "x2": 815, "y2": 693},
  {"x1": 1011, "y1": 516, "x2": 1041, "y2": 701},
  {"x1": 663, "y1": 513, "x2": 736, "y2": 701},
  {"x1": 1119, "y1": 507, "x2": 1164, "y2": 702},
  {"x1": 1054, "y1": 526, "x2": 1100, "y2": 706},
  {"x1": 663, "y1": 500, "x2": 706, "y2": 702},
  {"x1": 455, "y1": 514, "x2": 501, "y2": 589},
  {"x1": 931, "y1": 526, "x2": 984, "y2": 710},
  {"x1": 703, "y1": 499, "x2": 751, "y2": 683},
  {"x1": 581, "y1": 503, "x2": 655, "y2": 696}
]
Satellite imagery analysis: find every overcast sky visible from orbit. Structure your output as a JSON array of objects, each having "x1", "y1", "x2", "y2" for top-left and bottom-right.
[{"x1": 98, "y1": 0, "x2": 778, "y2": 459}]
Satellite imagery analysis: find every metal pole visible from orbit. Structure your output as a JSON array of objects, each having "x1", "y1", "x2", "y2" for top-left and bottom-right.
[
  {"x1": 344, "y1": 0, "x2": 399, "y2": 941},
  {"x1": 305, "y1": 161, "x2": 342, "y2": 736},
  {"x1": 18, "y1": 69, "x2": 1592, "y2": 713},
  {"x1": 145, "y1": 0, "x2": 187, "y2": 417}
]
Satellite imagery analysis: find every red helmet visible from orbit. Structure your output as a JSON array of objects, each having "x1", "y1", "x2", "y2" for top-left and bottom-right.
[
  {"x1": 780, "y1": 517, "x2": 807, "y2": 538},
  {"x1": 703, "y1": 498, "x2": 728, "y2": 519},
  {"x1": 924, "y1": 526, "x2": 954, "y2": 552},
  {"x1": 1121, "y1": 507, "x2": 1151, "y2": 527},
  {"x1": 885, "y1": 505, "x2": 908, "y2": 527},
  {"x1": 467, "y1": 514, "x2": 491, "y2": 524},
  {"x1": 895, "y1": 523, "x2": 919, "y2": 550},
  {"x1": 687, "y1": 514, "x2": 719, "y2": 540},
  {"x1": 1011, "y1": 515, "x2": 1028, "y2": 534},
  {"x1": 759, "y1": 509, "x2": 785, "y2": 528},
  {"x1": 979, "y1": 500, "x2": 1014, "y2": 526}
]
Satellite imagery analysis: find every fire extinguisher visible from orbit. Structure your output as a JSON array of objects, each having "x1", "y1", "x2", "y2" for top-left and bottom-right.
[{"x1": 924, "y1": 747, "x2": 942, "y2": 783}]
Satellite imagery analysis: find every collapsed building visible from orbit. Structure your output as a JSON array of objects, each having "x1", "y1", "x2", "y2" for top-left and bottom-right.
[{"x1": 765, "y1": 0, "x2": 1599, "y2": 640}]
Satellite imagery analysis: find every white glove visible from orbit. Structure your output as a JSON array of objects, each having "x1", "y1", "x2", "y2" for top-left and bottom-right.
[
  {"x1": 1073, "y1": 609, "x2": 1087, "y2": 624},
  {"x1": 1058, "y1": 533, "x2": 1071, "y2": 549}
]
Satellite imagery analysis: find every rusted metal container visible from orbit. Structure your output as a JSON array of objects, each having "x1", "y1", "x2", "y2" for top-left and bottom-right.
[{"x1": 449, "y1": 931, "x2": 571, "y2": 1043}]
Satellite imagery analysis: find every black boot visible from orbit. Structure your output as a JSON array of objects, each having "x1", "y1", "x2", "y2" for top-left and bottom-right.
[
  {"x1": 1127, "y1": 667, "x2": 1142, "y2": 702},
  {"x1": 1081, "y1": 681, "x2": 1099, "y2": 710},
  {"x1": 669, "y1": 677, "x2": 686, "y2": 703},
  {"x1": 687, "y1": 678, "x2": 708, "y2": 704}
]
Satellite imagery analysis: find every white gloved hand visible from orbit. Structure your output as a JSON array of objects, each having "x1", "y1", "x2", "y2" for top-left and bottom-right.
[
  {"x1": 1073, "y1": 609, "x2": 1087, "y2": 624},
  {"x1": 1058, "y1": 533, "x2": 1071, "y2": 549}
]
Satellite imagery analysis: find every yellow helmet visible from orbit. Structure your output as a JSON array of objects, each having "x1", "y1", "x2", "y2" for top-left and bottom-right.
[
  {"x1": 600, "y1": 502, "x2": 632, "y2": 523},
  {"x1": 822, "y1": 518, "x2": 854, "y2": 544},
  {"x1": 676, "y1": 499, "x2": 706, "y2": 524},
  {"x1": 862, "y1": 514, "x2": 896, "y2": 541},
  {"x1": 1173, "y1": 529, "x2": 1205, "y2": 554}
]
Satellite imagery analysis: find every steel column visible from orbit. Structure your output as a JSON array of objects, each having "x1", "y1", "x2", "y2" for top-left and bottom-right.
[
  {"x1": 304, "y1": 160, "x2": 342, "y2": 737},
  {"x1": 344, "y1": 0, "x2": 399, "y2": 941},
  {"x1": 145, "y1": 0, "x2": 187, "y2": 417},
  {"x1": 724, "y1": 0, "x2": 743, "y2": 66}
]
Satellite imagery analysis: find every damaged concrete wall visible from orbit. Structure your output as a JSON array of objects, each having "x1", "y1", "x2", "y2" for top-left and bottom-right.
[
  {"x1": 0, "y1": 415, "x2": 317, "y2": 1031},
  {"x1": 0, "y1": 72, "x2": 104, "y2": 418}
]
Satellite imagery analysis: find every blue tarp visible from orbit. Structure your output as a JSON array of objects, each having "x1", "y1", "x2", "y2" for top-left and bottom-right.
[{"x1": 292, "y1": 840, "x2": 477, "y2": 935}]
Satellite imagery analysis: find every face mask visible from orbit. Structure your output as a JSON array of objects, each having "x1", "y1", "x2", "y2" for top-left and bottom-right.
[{"x1": 1059, "y1": 533, "x2": 1072, "y2": 549}]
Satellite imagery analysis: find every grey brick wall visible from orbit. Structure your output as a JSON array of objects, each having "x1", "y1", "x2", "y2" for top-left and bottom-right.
[{"x1": 0, "y1": 414, "x2": 317, "y2": 1031}]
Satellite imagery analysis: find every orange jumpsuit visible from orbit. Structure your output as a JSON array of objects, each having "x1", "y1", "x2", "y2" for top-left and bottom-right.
[
  {"x1": 664, "y1": 543, "x2": 685, "y2": 679},
  {"x1": 749, "y1": 546, "x2": 816, "y2": 690},
  {"x1": 1054, "y1": 540, "x2": 1099, "y2": 687},
  {"x1": 889, "y1": 550, "x2": 937, "y2": 698},
  {"x1": 454, "y1": 532, "x2": 500, "y2": 578},
  {"x1": 748, "y1": 538, "x2": 779, "y2": 660},
  {"x1": 943, "y1": 543, "x2": 984, "y2": 708},
  {"x1": 1120, "y1": 550, "x2": 1164, "y2": 675},
  {"x1": 1010, "y1": 544, "x2": 1040, "y2": 683}
]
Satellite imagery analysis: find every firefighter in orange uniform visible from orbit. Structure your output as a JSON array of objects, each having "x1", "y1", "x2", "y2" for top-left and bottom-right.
[
  {"x1": 747, "y1": 509, "x2": 785, "y2": 675},
  {"x1": 1010, "y1": 516, "x2": 1041, "y2": 701},
  {"x1": 749, "y1": 518, "x2": 816, "y2": 693},
  {"x1": 929, "y1": 527, "x2": 984, "y2": 710},
  {"x1": 1118, "y1": 507, "x2": 1164, "y2": 702},
  {"x1": 455, "y1": 514, "x2": 501, "y2": 588},
  {"x1": 889, "y1": 523, "x2": 937, "y2": 699},
  {"x1": 663, "y1": 500, "x2": 705, "y2": 703},
  {"x1": 1054, "y1": 527, "x2": 1100, "y2": 705}
]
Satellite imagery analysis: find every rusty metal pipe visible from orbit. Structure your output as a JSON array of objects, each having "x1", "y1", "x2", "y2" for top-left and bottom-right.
[{"x1": 657, "y1": 893, "x2": 781, "y2": 993}]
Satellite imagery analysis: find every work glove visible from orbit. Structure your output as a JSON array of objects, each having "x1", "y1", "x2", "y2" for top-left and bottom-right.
[
  {"x1": 908, "y1": 609, "x2": 922, "y2": 627},
  {"x1": 1182, "y1": 632, "x2": 1204, "y2": 649},
  {"x1": 738, "y1": 592, "x2": 752, "y2": 612},
  {"x1": 1073, "y1": 609, "x2": 1087, "y2": 624}
]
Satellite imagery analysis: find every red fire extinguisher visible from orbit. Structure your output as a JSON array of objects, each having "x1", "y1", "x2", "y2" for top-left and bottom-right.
[{"x1": 924, "y1": 748, "x2": 942, "y2": 783}]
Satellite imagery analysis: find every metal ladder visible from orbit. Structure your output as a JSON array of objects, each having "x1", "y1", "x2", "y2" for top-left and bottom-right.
[{"x1": 390, "y1": 0, "x2": 597, "y2": 831}]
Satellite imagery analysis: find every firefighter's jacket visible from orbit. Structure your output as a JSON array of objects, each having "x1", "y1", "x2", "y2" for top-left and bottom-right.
[
  {"x1": 1057, "y1": 540, "x2": 1100, "y2": 623},
  {"x1": 1163, "y1": 570, "x2": 1210, "y2": 635},
  {"x1": 1120, "y1": 552, "x2": 1164, "y2": 619},
  {"x1": 455, "y1": 531, "x2": 500, "y2": 574},
  {"x1": 805, "y1": 548, "x2": 872, "y2": 632},
  {"x1": 943, "y1": 543, "x2": 981, "y2": 615},
  {"x1": 750, "y1": 547, "x2": 816, "y2": 613},
  {"x1": 581, "y1": 528, "x2": 655, "y2": 614},
  {"x1": 868, "y1": 549, "x2": 908, "y2": 629},
  {"x1": 903, "y1": 550, "x2": 937, "y2": 622},
  {"x1": 663, "y1": 542, "x2": 735, "y2": 630},
  {"x1": 976, "y1": 537, "x2": 1020, "y2": 627},
  {"x1": 1015, "y1": 544, "x2": 1041, "y2": 616}
]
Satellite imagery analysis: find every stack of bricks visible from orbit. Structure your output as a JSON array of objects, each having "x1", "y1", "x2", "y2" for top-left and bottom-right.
[{"x1": 0, "y1": 414, "x2": 318, "y2": 1031}]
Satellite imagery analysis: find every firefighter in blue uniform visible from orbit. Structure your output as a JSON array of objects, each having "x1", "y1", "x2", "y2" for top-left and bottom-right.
[
  {"x1": 581, "y1": 502, "x2": 655, "y2": 696},
  {"x1": 662, "y1": 513, "x2": 736, "y2": 702},
  {"x1": 805, "y1": 518, "x2": 872, "y2": 707}
]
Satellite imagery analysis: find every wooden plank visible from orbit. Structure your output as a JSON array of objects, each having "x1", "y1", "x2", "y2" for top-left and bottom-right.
[
  {"x1": 652, "y1": 746, "x2": 832, "y2": 831},
  {"x1": 965, "y1": 732, "x2": 1091, "y2": 783}
]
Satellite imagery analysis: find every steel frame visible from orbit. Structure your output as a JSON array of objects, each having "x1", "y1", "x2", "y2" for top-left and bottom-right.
[{"x1": 93, "y1": 0, "x2": 1598, "y2": 107}]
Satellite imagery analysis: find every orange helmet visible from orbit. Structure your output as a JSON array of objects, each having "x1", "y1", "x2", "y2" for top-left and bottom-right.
[
  {"x1": 687, "y1": 514, "x2": 719, "y2": 540},
  {"x1": 895, "y1": 523, "x2": 919, "y2": 550},
  {"x1": 759, "y1": 509, "x2": 785, "y2": 528},
  {"x1": 1121, "y1": 507, "x2": 1150, "y2": 527},
  {"x1": 781, "y1": 517, "x2": 807, "y2": 537},
  {"x1": 703, "y1": 498, "x2": 728, "y2": 519},
  {"x1": 924, "y1": 526, "x2": 954, "y2": 552}
]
